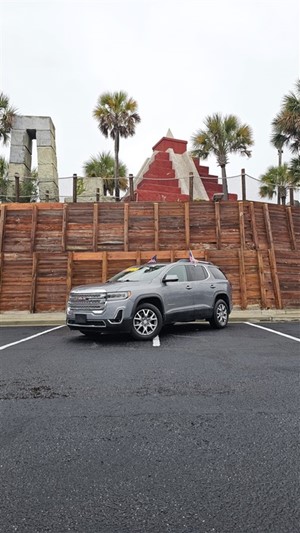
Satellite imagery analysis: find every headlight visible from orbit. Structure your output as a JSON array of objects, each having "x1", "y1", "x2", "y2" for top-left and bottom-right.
[{"x1": 106, "y1": 291, "x2": 131, "y2": 301}]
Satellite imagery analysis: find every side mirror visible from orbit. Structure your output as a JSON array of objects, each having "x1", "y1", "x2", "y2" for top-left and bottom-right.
[{"x1": 163, "y1": 274, "x2": 179, "y2": 283}]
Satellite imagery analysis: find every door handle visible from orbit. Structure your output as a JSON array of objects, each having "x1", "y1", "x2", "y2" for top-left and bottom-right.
[
  {"x1": 210, "y1": 284, "x2": 216, "y2": 288},
  {"x1": 186, "y1": 285, "x2": 192, "y2": 290}
]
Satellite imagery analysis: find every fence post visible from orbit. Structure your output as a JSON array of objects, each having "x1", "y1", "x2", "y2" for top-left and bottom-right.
[
  {"x1": 241, "y1": 168, "x2": 246, "y2": 201},
  {"x1": 96, "y1": 188, "x2": 100, "y2": 202},
  {"x1": 129, "y1": 174, "x2": 134, "y2": 201},
  {"x1": 15, "y1": 173, "x2": 20, "y2": 202},
  {"x1": 45, "y1": 190, "x2": 49, "y2": 202},
  {"x1": 73, "y1": 173, "x2": 77, "y2": 203},
  {"x1": 289, "y1": 187, "x2": 294, "y2": 206},
  {"x1": 189, "y1": 172, "x2": 194, "y2": 201}
]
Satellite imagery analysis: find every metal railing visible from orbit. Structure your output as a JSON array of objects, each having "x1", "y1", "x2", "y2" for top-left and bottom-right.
[{"x1": 0, "y1": 170, "x2": 298, "y2": 205}]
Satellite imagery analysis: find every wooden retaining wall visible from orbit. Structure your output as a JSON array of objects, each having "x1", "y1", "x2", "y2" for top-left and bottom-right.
[{"x1": 0, "y1": 201, "x2": 299, "y2": 312}]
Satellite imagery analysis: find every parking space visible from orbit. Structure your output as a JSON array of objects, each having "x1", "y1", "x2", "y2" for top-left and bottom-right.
[
  {"x1": 1, "y1": 320, "x2": 299, "y2": 351},
  {"x1": 246, "y1": 321, "x2": 300, "y2": 339},
  {"x1": 0, "y1": 321, "x2": 299, "y2": 533},
  {"x1": 0, "y1": 325, "x2": 65, "y2": 351}
]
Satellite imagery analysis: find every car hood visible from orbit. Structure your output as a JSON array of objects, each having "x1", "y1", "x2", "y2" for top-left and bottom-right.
[{"x1": 70, "y1": 280, "x2": 155, "y2": 294}]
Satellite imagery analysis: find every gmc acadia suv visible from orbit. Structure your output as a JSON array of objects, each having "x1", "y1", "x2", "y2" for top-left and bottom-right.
[{"x1": 66, "y1": 260, "x2": 232, "y2": 341}]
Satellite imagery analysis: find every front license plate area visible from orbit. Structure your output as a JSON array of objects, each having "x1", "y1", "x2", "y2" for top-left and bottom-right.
[{"x1": 76, "y1": 314, "x2": 87, "y2": 324}]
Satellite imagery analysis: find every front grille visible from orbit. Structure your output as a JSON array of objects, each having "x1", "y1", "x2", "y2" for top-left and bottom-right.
[{"x1": 69, "y1": 293, "x2": 107, "y2": 311}]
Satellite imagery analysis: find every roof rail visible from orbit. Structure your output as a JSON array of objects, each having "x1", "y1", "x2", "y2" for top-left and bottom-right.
[{"x1": 176, "y1": 259, "x2": 212, "y2": 265}]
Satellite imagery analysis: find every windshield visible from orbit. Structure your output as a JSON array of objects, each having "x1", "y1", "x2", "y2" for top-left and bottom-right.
[{"x1": 109, "y1": 264, "x2": 166, "y2": 282}]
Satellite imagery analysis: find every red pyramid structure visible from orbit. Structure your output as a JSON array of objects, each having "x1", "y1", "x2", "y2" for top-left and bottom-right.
[{"x1": 124, "y1": 130, "x2": 237, "y2": 202}]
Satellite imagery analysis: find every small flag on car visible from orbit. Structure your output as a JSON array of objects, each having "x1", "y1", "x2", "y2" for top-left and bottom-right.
[
  {"x1": 147, "y1": 255, "x2": 157, "y2": 264},
  {"x1": 189, "y1": 249, "x2": 197, "y2": 264}
]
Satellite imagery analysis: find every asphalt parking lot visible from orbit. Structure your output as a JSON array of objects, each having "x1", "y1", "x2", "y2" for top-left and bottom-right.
[{"x1": 0, "y1": 321, "x2": 299, "y2": 533}]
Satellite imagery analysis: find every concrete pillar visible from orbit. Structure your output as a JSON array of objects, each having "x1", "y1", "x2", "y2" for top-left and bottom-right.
[{"x1": 8, "y1": 115, "x2": 59, "y2": 202}]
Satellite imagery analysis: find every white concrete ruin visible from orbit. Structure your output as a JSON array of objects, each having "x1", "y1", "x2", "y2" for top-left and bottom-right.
[{"x1": 8, "y1": 115, "x2": 59, "y2": 201}]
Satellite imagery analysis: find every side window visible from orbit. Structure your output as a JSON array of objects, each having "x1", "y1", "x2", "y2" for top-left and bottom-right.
[
  {"x1": 166, "y1": 265, "x2": 187, "y2": 282},
  {"x1": 209, "y1": 266, "x2": 227, "y2": 280},
  {"x1": 188, "y1": 265, "x2": 208, "y2": 281}
]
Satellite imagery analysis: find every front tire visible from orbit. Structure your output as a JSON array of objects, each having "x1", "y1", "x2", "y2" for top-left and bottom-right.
[
  {"x1": 131, "y1": 303, "x2": 163, "y2": 340},
  {"x1": 209, "y1": 299, "x2": 229, "y2": 329}
]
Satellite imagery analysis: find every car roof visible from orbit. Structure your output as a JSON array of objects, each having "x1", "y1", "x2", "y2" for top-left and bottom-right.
[{"x1": 123, "y1": 260, "x2": 215, "y2": 270}]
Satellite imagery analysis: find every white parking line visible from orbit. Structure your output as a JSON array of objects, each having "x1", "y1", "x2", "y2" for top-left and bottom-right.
[
  {"x1": 0, "y1": 325, "x2": 65, "y2": 351},
  {"x1": 153, "y1": 335, "x2": 161, "y2": 347},
  {"x1": 246, "y1": 322, "x2": 300, "y2": 342}
]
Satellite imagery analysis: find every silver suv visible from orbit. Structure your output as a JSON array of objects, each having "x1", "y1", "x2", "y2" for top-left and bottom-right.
[{"x1": 67, "y1": 260, "x2": 232, "y2": 341}]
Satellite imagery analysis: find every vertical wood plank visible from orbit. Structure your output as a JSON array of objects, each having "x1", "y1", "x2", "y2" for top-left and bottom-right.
[
  {"x1": 214, "y1": 202, "x2": 221, "y2": 249},
  {"x1": 249, "y1": 202, "x2": 259, "y2": 250},
  {"x1": 93, "y1": 203, "x2": 99, "y2": 252},
  {"x1": 66, "y1": 251, "x2": 73, "y2": 305},
  {"x1": 124, "y1": 203, "x2": 129, "y2": 251},
  {"x1": 257, "y1": 251, "x2": 267, "y2": 309},
  {"x1": 184, "y1": 202, "x2": 190, "y2": 249},
  {"x1": 62, "y1": 203, "x2": 68, "y2": 252},
  {"x1": 286, "y1": 207, "x2": 296, "y2": 250},
  {"x1": 154, "y1": 203, "x2": 159, "y2": 250},
  {"x1": 0, "y1": 252, "x2": 3, "y2": 299},
  {"x1": 238, "y1": 248, "x2": 247, "y2": 309},
  {"x1": 0, "y1": 205, "x2": 6, "y2": 252},
  {"x1": 30, "y1": 252, "x2": 38, "y2": 313},
  {"x1": 238, "y1": 202, "x2": 245, "y2": 249},
  {"x1": 268, "y1": 248, "x2": 283, "y2": 309},
  {"x1": 136, "y1": 250, "x2": 141, "y2": 265},
  {"x1": 30, "y1": 204, "x2": 37, "y2": 253},
  {"x1": 102, "y1": 251, "x2": 107, "y2": 282},
  {"x1": 263, "y1": 203, "x2": 274, "y2": 249}
]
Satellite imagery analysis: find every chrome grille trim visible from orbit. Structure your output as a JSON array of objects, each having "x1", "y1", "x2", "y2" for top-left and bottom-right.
[{"x1": 69, "y1": 293, "x2": 107, "y2": 311}]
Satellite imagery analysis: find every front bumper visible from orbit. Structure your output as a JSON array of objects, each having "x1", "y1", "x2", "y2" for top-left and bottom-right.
[{"x1": 66, "y1": 302, "x2": 134, "y2": 333}]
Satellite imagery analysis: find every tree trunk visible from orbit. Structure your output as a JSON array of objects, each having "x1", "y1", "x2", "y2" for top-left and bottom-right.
[
  {"x1": 279, "y1": 186, "x2": 286, "y2": 205},
  {"x1": 221, "y1": 165, "x2": 228, "y2": 201},
  {"x1": 114, "y1": 133, "x2": 120, "y2": 201},
  {"x1": 278, "y1": 186, "x2": 282, "y2": 204}
]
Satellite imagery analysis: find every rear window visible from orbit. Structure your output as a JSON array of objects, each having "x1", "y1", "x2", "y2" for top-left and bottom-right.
[{"x1": 209, "y1": 266, "x2": 227, "y2": 280}]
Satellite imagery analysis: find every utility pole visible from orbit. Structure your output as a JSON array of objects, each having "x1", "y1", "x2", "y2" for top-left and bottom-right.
[
  {"x1": 15, "y1": 173, "x2": 20, "y2": 202},
  {"x1": 241, "y1": 168, "x2": 246, "y2": 201},
  {"x1": 73, "y1": 173, "x2": 77, "y2": 203}
]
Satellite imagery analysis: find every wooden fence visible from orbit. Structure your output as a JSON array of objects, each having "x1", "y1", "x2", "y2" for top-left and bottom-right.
[{"x1": 0, "y1": 201, "x2": 299, "y2": 312}]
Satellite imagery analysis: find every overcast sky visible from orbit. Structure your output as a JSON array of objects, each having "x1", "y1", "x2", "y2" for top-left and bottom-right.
[{"x1": 1, "y1": 0, "x2": 299, "y2": 201}]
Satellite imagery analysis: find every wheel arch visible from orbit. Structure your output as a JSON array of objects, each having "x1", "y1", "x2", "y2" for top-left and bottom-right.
[
  {"x1": 214, "y1": 293, "x2": 230, "y2": 311},
  {"x1": 133, "y1": 295, "x2": 165, "y2": 317}
]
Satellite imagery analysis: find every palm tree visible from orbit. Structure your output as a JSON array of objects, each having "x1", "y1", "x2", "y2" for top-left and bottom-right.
[
  {"x1": 83, "y1": 151, "x2": 128, "y2": 197},
  {"x1": 0, "y1": 157, "x2": 37, "y2": 202},
  {"x1": 271, "y1": 80, "x2": 300, "y2": 156},
  {"x1": 289, "y1": 157, "x2": 300, "y2": 181},
  {"x1": 0, "y1": 155, "x2": 8, "y2": 178},
  {"x1": 93, "y1": 91, "x2": 141, "y2": 201},
  {"x1": 0, "y1": 92, "x2": 17, "y2": 146},
  {"x1": 259, "y1": 163, "x2": 300, "y2": 205},
  {"x1": 191, "y1": 113, "x2": 254, "y2": 200},
  {"x1": 0, "y1": 156, "x2": 8, "y2": 201}
]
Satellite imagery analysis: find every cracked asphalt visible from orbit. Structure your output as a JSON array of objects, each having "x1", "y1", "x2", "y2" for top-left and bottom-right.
[{"x1": 0, "y1": 321, "x2": 299, "y2": 533}]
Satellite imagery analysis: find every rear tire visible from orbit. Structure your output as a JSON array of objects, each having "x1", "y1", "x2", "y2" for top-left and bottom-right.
[
  {"x1": 209, "y1": 299, "x2": 229, "y2": 329},
  {"x1": 131, "y1": 303, "x2": 163, "y2": 340}
]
